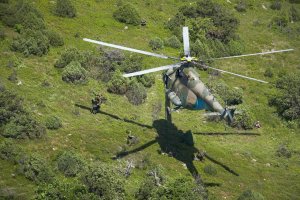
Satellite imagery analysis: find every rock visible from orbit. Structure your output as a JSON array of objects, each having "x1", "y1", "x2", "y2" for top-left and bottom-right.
[
  {"x1": 251, "y1": 158, "x2": 257, "y2": 162},
  {"x1": 124, "y1": 26, "x2": 128, "y2": 30},
  {"x1": 265, "y1": 163, "x2": 271, "y2": 167}
]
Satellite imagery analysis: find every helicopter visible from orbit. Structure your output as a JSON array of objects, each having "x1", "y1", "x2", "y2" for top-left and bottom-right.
[{"x1": 83, "y1": 27, "x2": 293, "y2": 123}]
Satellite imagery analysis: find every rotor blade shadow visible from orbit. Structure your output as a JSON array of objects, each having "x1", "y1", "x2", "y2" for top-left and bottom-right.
[
  {"x1": 205, "y1": 154, "x2": 239, "y2": 176},
  {"x1": 204, "y1": 182, "x2": 222, "y2": 187},
  {"x1": 194, "y1": 132, "x2": 260, "y2": 136},
  {"x1": 74, "y1": 104, "x2": 152, "y2": 129},
  {"x1": 113, "y1": 139, "x2": 157, "y2": 159}
]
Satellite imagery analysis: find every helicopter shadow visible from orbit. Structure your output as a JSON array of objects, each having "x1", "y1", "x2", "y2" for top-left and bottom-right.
[
  {"x1": 115, "y1": 119, "x2": 239, "y2": 177},
  {"x1": 74, "y1": 104, "x2": 152, "y2": 129}
]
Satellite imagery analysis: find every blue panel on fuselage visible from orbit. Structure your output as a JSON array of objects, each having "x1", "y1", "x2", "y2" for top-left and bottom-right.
[{"x1": 193, "y1": 98, "x2": 210, "y2": 110}]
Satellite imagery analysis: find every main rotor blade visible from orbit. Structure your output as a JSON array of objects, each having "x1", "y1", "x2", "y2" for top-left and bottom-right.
[
  {"x1": 212, "y1": 49, "x2": 294, "y2": 60},
  {"x1": 83, "y1": 38, "x2": 178, "y2": 60},
  {"x1": 206, "y1": 66, "x2": 269, "y2": 84},
  {"x1": 123, "y1": 63, "x2": 182, "y2": 78},
  {"x1": 182, "y1": 27, "x2": 190, "y2": 57}
]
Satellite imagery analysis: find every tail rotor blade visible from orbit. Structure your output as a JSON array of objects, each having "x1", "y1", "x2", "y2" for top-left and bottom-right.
[
  {"x1": 211, "y1": 49, "x2": 294, "y2": 60},
  {"x1": 206, "y1": 66, "x2": 269, "y2": 84},
  {"x1": 83, "y1": 38, "x2": 179, "y2": 60},
  {"x1": 182, "y1": 27, "x2": 190, "y2": 57},
  {"x1": 123, "y1": 63, "x2": 182, "y2": 78}
]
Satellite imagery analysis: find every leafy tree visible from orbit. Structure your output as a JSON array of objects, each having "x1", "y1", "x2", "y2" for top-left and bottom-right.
[
  {"x1": 238, "y1": 190, "x2": 265, "y2": 200},
  {"x1": 45, "y1": 115, "x2": 62, "y2": 130},
  {"x1": 126, "y1": 80, "x2": 147, "y2": 105},
  {"x1": 81, "y1": 163, "x2": 125, "y2": 200},
  {"x1": 57, "y1": 151, "x2": 85, "y2": 177},
  {"x1": 11, "y1": 29, "x2": 50, "y2": 57},
  {"x1": 62, "y1": 61, "x2": 88, "y2": 84},
  {"x1": 149, "y1": 37, "x2": 164, "y2": 50},
  {"x1": 269, "y1": 73, "x2": 300, "y2": 120},
  {"x1": 55, "y1": 0, "x2": 77, "y2": 18},
  {"x1": 18, "y1": 154, "x2": 54, "y2": 183},
  {"x1": 113, "y1": 4, "x2": 141, "y2": 25},
  {"x1": 107, "y1": 69, "x2": 129, "y2": 95}
]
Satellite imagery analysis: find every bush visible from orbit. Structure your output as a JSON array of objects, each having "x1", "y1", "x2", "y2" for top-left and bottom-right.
[
  {"x1": 165, "y1": 35, "x2": 181, "y2": 49},
  {"x1": 2, "y1": 113, "x2": 46, "y2": 139},
  {"x1": 62, "y1": 61, "x2": 88, "y2": 84},
  {"x1": 238, "y1": 190, "x2": 265, "y2": 200},
  {"x1": 18, "y1": 154, "x2": 54, "y2": 183},
  {"x1": 154, "y1": 177, "x2": 206, "y2": 200},
  {"x1": 45, "y1": 115, "x2": 62, "y2": 130},
  {"x1": 270, "y1": 14, "x2": 289, "y2": 30},
  {"x1": 135, "y1": 176, "x2": 158, "y2": 200},
  {"x1": 11, "y1": 29, "x2": 50, "y2": 57},
  {"x1": 276, "y1": 145, "x2": 292, "y2": 158},
  {"x1": 113, "y1": 4, "x2": 141, "y2": 25},
  {"x1": 82, "y1": 163, "x2": 125, "y2": 199},
  {"x1": 8, "y1": 69, "x2": 18, "y2": 82},
  {"x1": 0, "y1": 28, "x2": 5, "y2": 40},
  {"x1": 0, "y1": 0, "x2": 9, "y2": 3},
  {"x1": 264, "y1": 68, "x2": 274, "y2": 78},
  {"x1": 57, "y1": 151, "x2": 85, "y2": 177},
  {"x1": 270, "y1": 0, "x2": 282, "y2": 10},
  {"x1": 235, "y1": 1, "x2": 247, "y2": 12},
  {"x1": 22, "y1": 12, "x2": 45, "y2": 30},
  {"x1": 290, "y1": 6, "x2": 300, "y2": 22},
  {"x1": 137, "y1": 74, "x2": 155, "y2": 88},
  {"x1": 126, "y1": 80, "x2": 147, "y2": 105},
  {"x1": 55, "y1": 0, "x2": 77, "y2": 18},
  {"x1": 149, "y1": 37, "x2": 164, "y2": 50},
  {"x1": 55, "y1": 47, "x2": 83, "y2": 68},
  {"x1": 122, "y1": 56, "x2": 142, "y2": 73},
  {"x1": 0, "y1": 139, "x2": 23, "y2": 163},
  {"x1": 232, "y1": 106, "x2": 254, "y2": 130},
  {"x1": 46, "y1": 30, "x2": 64, "y2": 47},
  {"x1": 107, "y1": 70, "x2": 129, "y2": 95},
  {"x1": 0, "y1": 89, "x2": 25, "y2": 126},
  {"x1": 204, "y1": 164, "x2": 217, "y2": 176},
  {"x1": 269, "y1": 73, "x2": 300, "y2": 120}
]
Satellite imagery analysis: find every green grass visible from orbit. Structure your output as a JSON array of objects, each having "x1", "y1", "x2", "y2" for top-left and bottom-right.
[{"x1": 1, "y1": 0, "x2": 300, "y2": 199}]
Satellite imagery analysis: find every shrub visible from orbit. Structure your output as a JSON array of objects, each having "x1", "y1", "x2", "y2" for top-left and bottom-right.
[
  {"x1": 0, "y1": 28, "x2": 5, "y2": 40},
  {"x1": 62, "y1": 61, "x2": 88, "y2": 84},
  {"x1": 57, "y1": 151, "x2": 85, "y2": 177},
  {"x1": 149, "y1": 37, "x2": 164, "y2": 50},
  {"x1": 46, "y1": 30, "x2": 64, "y2": 47},
  {"x1": 8, "y1": 69, "x2": 18, "y2": 82},
  {"x1": 126, "y1": 80, "x2": 147, "y2": 105},
  {"x1": 0, "y1": 89, "x2": 24, "y2": 126},
  {"x1": 55, "y1": 47, "x2": 83, "y2": 68},
  {"x1": 135, "y1": 176, "x2": 158, "y2": 200},
  {"x1": 235, "y1": 1, "x2": 247, "y2": 12},
  {"x1": 154, "y1": 177, "x2": 206, "y2": 200},
  {"x1": 0, "y1": 139, "x2": 23, "y2": 163},
  {"x1": 204, "y1": 164, "x2": 217, "y2": 176},
  {"x1": 2, "y1": 113, "x2": 46, "y2": 139},
  {"x1": 22, "y1": 12, "x2": 45, "y2": 30},
  {"x1": 45, "y1": 115, "x2": 62, "y2": 130},
  {"x1": 269, "y1": 73, "x2": 300, "y2": 120},
  {"x1": 191, "y1": 39, "x2": 211, "y2": 59},
  {"x1": 137, "y1": 74, "x2": 155, "y2": 88},
  {"x1": 270, "y1": 0, "x2": 282, "y2": 10},
  {"x1": 122, "y1": 56, "x2": 143, "y2": 73},
  {"x1": 264, "y1": 68, "x2": 274, "y2": 78},
  {"x1": 18, "y1": 154, "x2": 54, "y2": 183},
  {"x1": 270, "y1": 14, "x2": 289, "y2": 29},
  {"x1": 290, "y1": 6, "x2": 300, "y2": 22},
  {"x1": 113, "y1": 4, "x2": 141, "y2": 25},
  {"x1": 55, "y1": 0, "x2": 77, "y2": 18},
  {"x1": 165, "y1": 35, "x2": 181, "y2": 49},
  {"x1": 232, "y1": 106, "x2": 254, "y2": 130},
  {"x1": 238, "y1": 190, "x2": 265, "y2": 200},
  {"x1": 0, "y1": 0, "x2": 9, "y2": 3},
  {"x1": 11, "y1": 29, "x2": 50, "y2": 57},
  {"x1": 107, "y1": 70, "x2": 129, "y2": 95},
  {"x1": 82, "y1": 163, "x2": 125, "y2": 199},
  {"x1": 276, "y1": 145, "x2": 292, "y2": 158}
]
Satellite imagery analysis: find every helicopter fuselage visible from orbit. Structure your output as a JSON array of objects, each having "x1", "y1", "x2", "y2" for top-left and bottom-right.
[{"x1": 164, "y1": 63, "x2": 226, "y2": 115}]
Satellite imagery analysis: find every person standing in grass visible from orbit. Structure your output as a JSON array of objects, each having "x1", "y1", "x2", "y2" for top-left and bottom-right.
[{"x1": 91, "y1": 93, "x2": 106, "y2": 114}]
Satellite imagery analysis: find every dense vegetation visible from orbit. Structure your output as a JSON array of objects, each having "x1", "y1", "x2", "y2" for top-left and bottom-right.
[{"x1": 0, "y1": 0, "x2": 299, "y2": 199}]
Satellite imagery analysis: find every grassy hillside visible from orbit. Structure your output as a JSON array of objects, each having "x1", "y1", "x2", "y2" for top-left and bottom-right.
[{"x1": 0, "y1": 0, "x2": 300, "y2": 199}]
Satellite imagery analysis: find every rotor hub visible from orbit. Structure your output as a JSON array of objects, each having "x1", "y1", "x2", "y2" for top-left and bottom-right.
[{"x1": 181, "y1": 56, "x2": 198, "y2": 62}]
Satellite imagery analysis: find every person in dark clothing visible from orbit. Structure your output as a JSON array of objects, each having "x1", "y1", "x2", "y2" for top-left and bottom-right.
[{"x1": 91, "y1": 94, "x2": 106, "y2": 114}]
